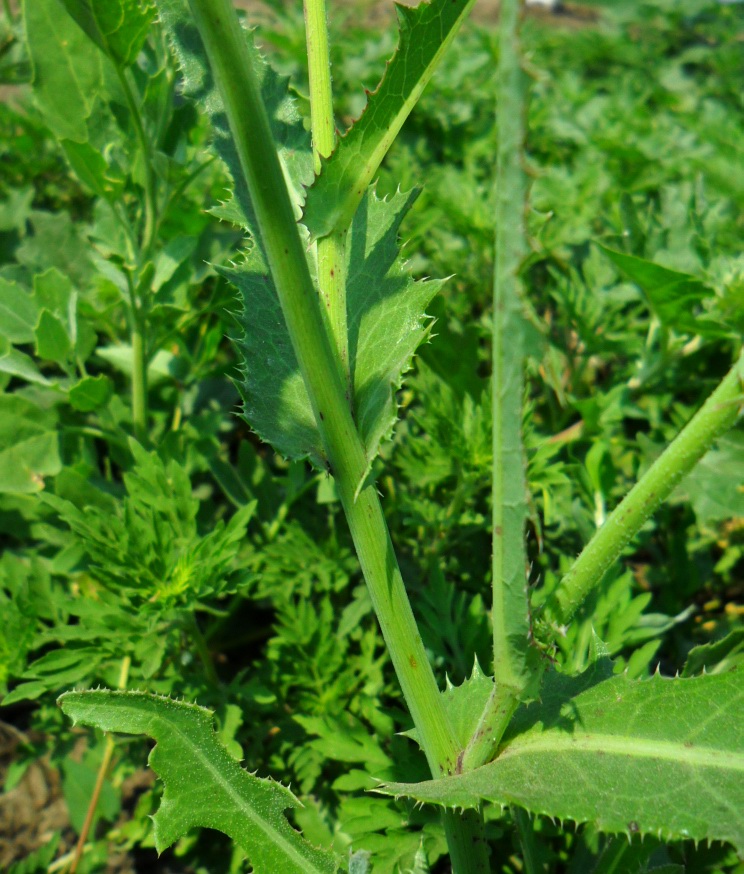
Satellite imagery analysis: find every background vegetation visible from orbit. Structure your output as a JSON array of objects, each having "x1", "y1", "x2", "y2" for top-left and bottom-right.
[{"x1": 0, "y1": 0, "x2": 742, "y2": 871}]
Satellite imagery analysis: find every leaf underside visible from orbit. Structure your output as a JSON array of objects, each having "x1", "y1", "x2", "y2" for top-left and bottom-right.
[
  {"x1": 302, "y1": 0, "x2": 478, "y2": 240},
  {"x1": 378, "y1": 664, "x2": 744, "y2": 853},
  {"x1": 58, "y1": 690, "x2": 337, "y2": 874},
  {"x1": 158, "y1": 0, "x2": 440, "y2": 480}
]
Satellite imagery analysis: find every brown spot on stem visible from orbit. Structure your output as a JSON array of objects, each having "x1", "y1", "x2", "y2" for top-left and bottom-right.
[{"x1": 409, "y1": 655, "x2": 417, "y2": 669}]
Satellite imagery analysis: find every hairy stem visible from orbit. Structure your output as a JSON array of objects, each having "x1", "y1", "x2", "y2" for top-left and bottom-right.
[
  {"x1": 545, "y1": 350, "x2": 744, "y2": 626},
  {"x1": 114, "y1": 64, "x2": 158, "y2": 259},
  {"x1": 303, "y1": 0, "x2": 350, "y2": 388},
  {"x1": 491, "y1": 0, "x2": 536, "y2": 698},
  {"x1": 186, "y1": 0, "x2": 461, "y2": 779}
]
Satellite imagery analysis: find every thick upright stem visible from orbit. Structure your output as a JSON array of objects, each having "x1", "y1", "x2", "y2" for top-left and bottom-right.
[
  {"x1": 545, "y1": 351, "x2": 743, "y2": 626},
  {"x1": 491, "y1": 0, "x2": 535, "y2": 698},
  {"x1": 186, "y1": 0, "x2": 460, "y2": 779},
  {"x1": 303, "y1": 0, "x2": 350, "y2": 388}
]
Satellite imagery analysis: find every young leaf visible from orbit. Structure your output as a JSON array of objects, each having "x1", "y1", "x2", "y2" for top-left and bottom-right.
[
  {"x1": 229, "y1": 188, "x2": 441, "y2": 481},
  {"x1": 302, "y1": 0, "x2": 478, "y2": 240},
  {"x1": 378, "y1": 666, "x2": 744, "y2": 853},
  {"x1": 59, "y1": 690, "x2": 338, "y2": 874}
]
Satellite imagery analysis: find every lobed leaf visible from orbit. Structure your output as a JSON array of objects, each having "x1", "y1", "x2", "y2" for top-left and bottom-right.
[
  {"x1": 58, "y1": 690, "x2": 338, "y2": 874},
  {"x1": 302, "y1": 0, "x2": 478, "y2": 240},
  {"x1": 60, "y1": 0, "x2": 155, "y2": 67},
  {"x1": 378, "y1": 664, "x2": 744, "y2": 852}
]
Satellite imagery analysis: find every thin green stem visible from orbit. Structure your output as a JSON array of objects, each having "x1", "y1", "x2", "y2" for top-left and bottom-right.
[
  {"x1": 114, "y1": 64, "x2": 158, "y2": 259},
  {"x1": 303, "y1": 0, "x2": 349, "y2": 388},
  {"x1": 460, "y1": 685, "x2": 519, "y2": 771},
  {"x1": 127, "y1": 273, "x2": 148, "y2": 442},
  {"x1": 545, "y1": 350, "x2": 744, "y2": 627},
  {"x1": 514, "y1": 808, "x2": 541, "y2": 874},
  {"x1": 186, "y1": 0, "x2": 461, "y2": 779},
  {"x1": 186, "y1": 613, "x2": 218, "y2": 686},
  {"x1": 491, "y1": 0, "x2": 536, "y2": 698}
]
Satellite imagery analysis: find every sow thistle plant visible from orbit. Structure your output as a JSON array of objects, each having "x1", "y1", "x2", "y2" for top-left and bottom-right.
[{"x1": 11, "y1": 0, "x2": 743, "y2": 871}]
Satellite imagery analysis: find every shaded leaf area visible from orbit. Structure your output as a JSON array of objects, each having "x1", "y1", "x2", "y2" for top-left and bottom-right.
[
  {"x1": 58, "y1": 691, "x2": 338, "y2": 874},
  {"x1": 379, "y1": 664, "x2": 744, "y2": 852},
  {"x1": 60, "y1": 0, "x2": 155, "y2": 67},
  {"x1": 156, "y1": 0, "x2": 314, "y2": 235},
  {"x1": 228, "y1": 188, "x2": 441, "y2": 484},
  {"x1": 303, "y1": 0, "x2": 478, "y2": 239},
  {"x1": 598, "y1": 246, "x2": 729, "y2": 338}
]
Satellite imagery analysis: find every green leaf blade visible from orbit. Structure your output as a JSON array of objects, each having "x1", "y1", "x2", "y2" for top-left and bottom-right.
[
  {"x1": 302, "y1": 0, "x2": 477, "y2": 240},
  {"x1": 59, "y1": 691, "x2": 338, "y2": 874},
  {"x1": 379, "y1": 668, "x2": 744, "y2": 852},
  {"x1": 23, "y1": 0, "x2": 104, "y2": 143}
]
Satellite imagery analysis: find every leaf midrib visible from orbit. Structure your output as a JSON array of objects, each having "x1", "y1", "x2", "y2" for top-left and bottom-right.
[
  {"x1": 501, "y1": 729, "x2": 744, "y2": 772},
  {"x1": 158, "y1": 712, "x2": 330, "y2": 874}
]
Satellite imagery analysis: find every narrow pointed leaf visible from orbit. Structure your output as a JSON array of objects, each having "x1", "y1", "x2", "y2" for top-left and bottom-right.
[
  {"x1": 302, "y1": 0, "x2": 477, "y2": 240},
  {"x1": 378, "y1": 666, "x2": 744, "y2": 852},
  {"x1": 58, "y1": 690, "x2": 338, "y2": 874}
]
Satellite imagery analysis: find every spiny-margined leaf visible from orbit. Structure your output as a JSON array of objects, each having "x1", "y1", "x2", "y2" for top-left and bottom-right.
[
  {"x1": 228, "y1": 188, "x2": 442, "y2": 481},
  {"x1": 60, "y1": 0, "x2": 155, "y2": 67},
  {"x1": 156, "y1": 0, "x2": 313, "y2": 231},
  {"x1": 23, "y1": 0, "x2": 105, "y2": 143},
  {"x1": 302, "y1": 0, "x2": 478, "y2": 240},
  {"x1": 378, "y1": 663, "x2": 744, "y2": 852},
  {"x1": 402, "y1": 658, "x2": 494, "y2": 750},
  {"x1": 58, "y1": 690, "x2": 338, "y2": 874}
]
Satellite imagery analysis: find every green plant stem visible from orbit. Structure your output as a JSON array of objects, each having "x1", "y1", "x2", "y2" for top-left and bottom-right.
[
  {"x1": 490, "y1": 0, "x2": 534, "y2": 696},
  {"x1": 514, "y1": 807, "x2": 541, "y2": 874},
  {"x1": 460, "y1": 684, "x2": 519, "y2": 771},
  {"x1": 186, "y1": 613, "x2": 218, "y2": 685},
  {"x1": 186, "y1": 0, "x2": 461, "y2": 780},
  {"x1": 303, "y1": 0, "x2": 350, "y2": 388},
  {"x1": 114, "y1": 64, "x2": 158, "y2": 259},
  {"x1": 545, "y1": 350, "x2": 744, "y2": 627},
  {"x1": 127, "y1": 275, "x2": 148, "y2": 442}
]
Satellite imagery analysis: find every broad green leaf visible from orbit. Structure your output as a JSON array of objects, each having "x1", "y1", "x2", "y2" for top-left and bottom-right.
[
  {"x1": 599, "y1": 246, "x2": 718, "y2": 336},
  {"x1": 61, "y1": 0, "x2": 155, "y2": 67},
  {"x1": 229, "y1": 189, "x2": 441, "y2": 480},
  {"x1": 0, "y1": 342, "x2": 52, "y2": 386},
  {"x1": 302, "y1": 0, "x2": 478, "y2": 240},
  {"x1": 0, "y1": 277, "x2": 38, "y2": 344},
  {"x1": 68, "y1": 374, "x2": 113, "y2": 411},
  {"x1": 35, "y1": 309, "x2": 72, "y2": 365},
  {"x1": 23, "y1": 0, "x2": 104, "y2": 143},
  {"x1": 378, "y1": 666, "x2": 744, "y2": 853},
  {"x1": 58, "y1": 690, "x2": 338, "y2": 874},
  {"x1": 0, "y1": 396, "x2": 61, "y2": 494},
  {"x1": 62, "y1": 141, "x2": 125, "y2": 201},
  {"x1": 156, "y1": 0, "x2": 313, "y2": 233}
]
